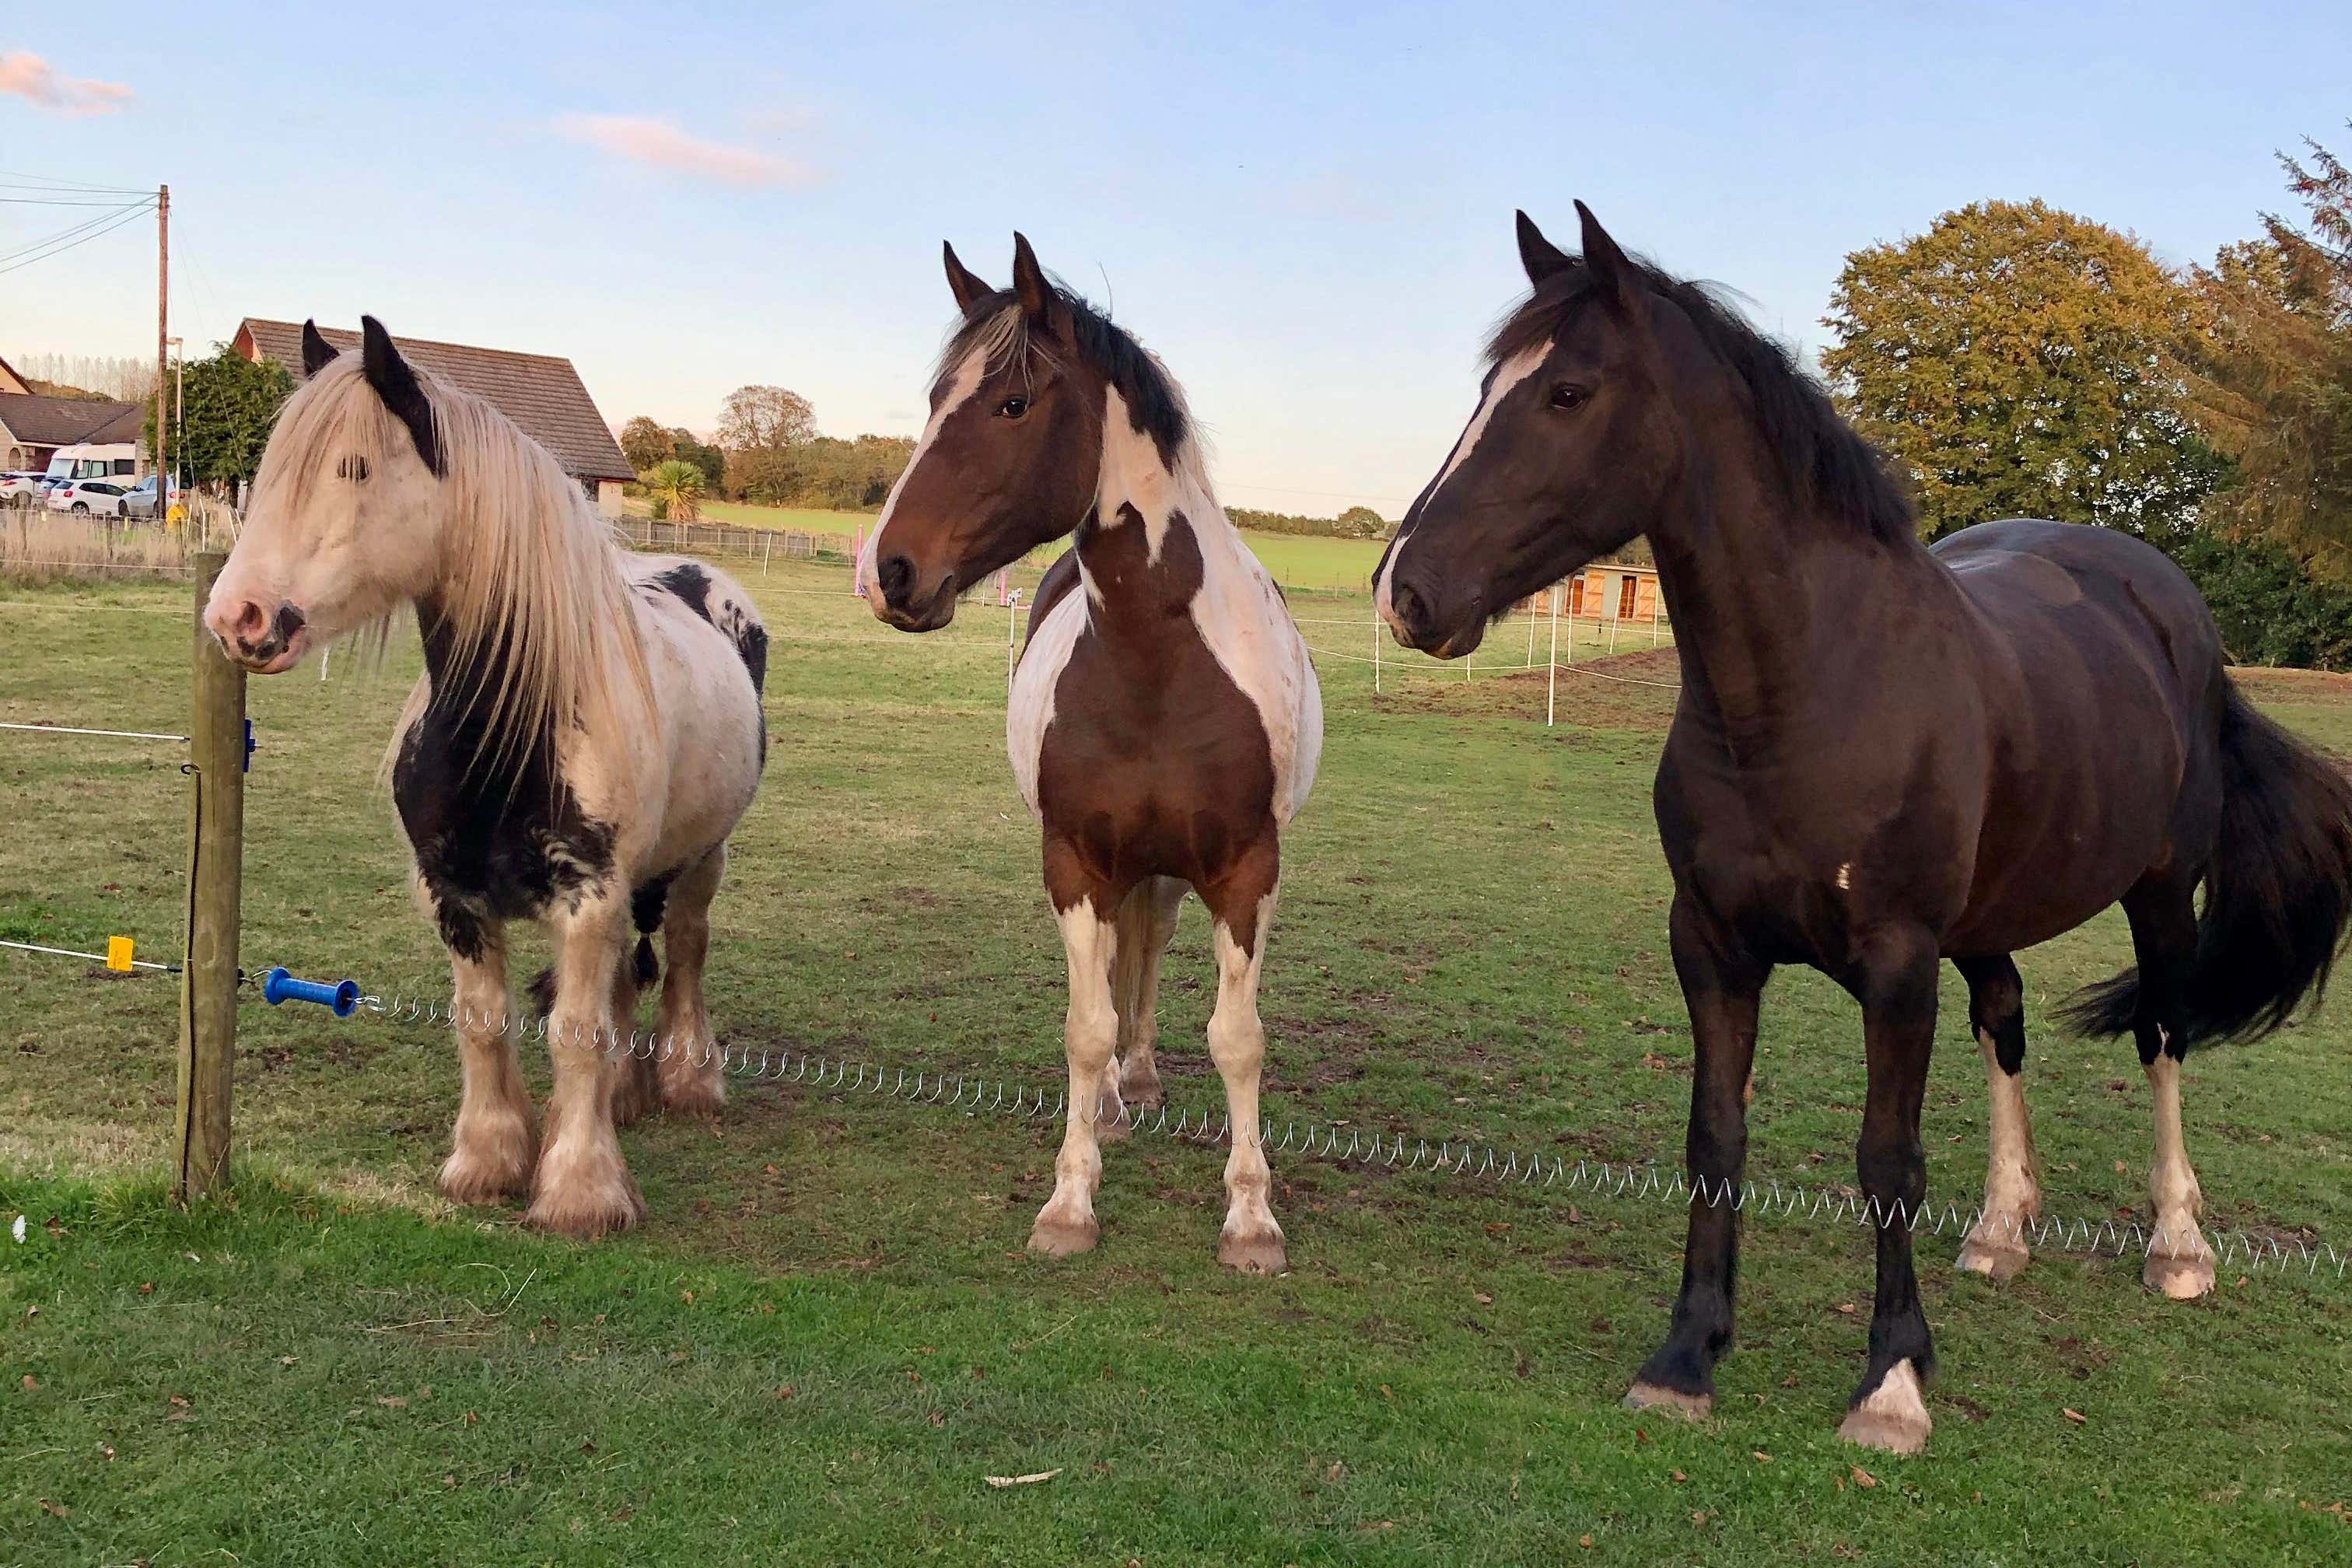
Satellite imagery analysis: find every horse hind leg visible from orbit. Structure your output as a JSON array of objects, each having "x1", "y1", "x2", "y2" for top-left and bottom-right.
[
  {"x1": 653, "y1": 846, "x2": 729, "y2": 1118},
  {"x1": 1099, "y1": 876, "x2": 1185, "y2": 1141},
  {"x1": 2122, "y1": 874, "x2": 2217, "y2": 1300},
  {"x1": 1954, "y1": 954, "x2": 2042, "y2": 1283}
]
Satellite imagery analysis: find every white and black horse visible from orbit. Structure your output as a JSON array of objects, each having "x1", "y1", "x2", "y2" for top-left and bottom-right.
[
  {"x1": 208, "y1": 318, "x2": 769, "y2": 1237},
  {"x1": 858, "y1": 237, "x2": 1321, "y2": 1272}
]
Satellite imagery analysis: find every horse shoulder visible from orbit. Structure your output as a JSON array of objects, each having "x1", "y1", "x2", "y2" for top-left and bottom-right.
[{"x1": 1188, "y1": 534, "x2": 1321, "y2": 823}]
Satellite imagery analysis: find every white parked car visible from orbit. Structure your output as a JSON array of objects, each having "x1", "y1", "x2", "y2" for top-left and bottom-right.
[
  {"x1": 46, "y1": 478, "x2": 131, "y2": 516},
  {"x1": 123, "y1": 474, "x2": 184, "y2": 520},
  {"x1": 1, "y1": 471, "x2": 45, "y2": 502}
]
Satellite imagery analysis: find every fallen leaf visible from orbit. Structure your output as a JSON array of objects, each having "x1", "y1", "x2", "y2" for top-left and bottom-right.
[
  {"x1": 1580, "y1": 1535, "x2": 1594, "y2": 1549},
  {"x1": 2063, "y1": 1408, "x2": 2087, "y2": 1425},
  {"x1": 19, "y1": 1374, "x2": 35, "y2": 1391},
  {"x1": 775, "y1": 1385, "x2": 795, "y2": 1401},
  {"x1": 984, "y1": 1468, "x2": 1062, "y2": 1489},
  {"x1": 1851, "y1": 1465, "x2": 1878, "y2": 1489},
  {"x1": 929, "y1": 1411, "x2": 946, "y2": 1428},
  {"x1": 1474, "y1": 1291, "x2": 1494, "y2": 1306},
  {"x1": 38, "y1": 1499, "x2": 67, "y2": 1518},
  {"x1": 376, "y1": 1396, "x2": 408, "y2": 1409},
  {"x1": 1671, "y1": 1469, "x2": 1687, "y2": 1483},
  {"x1": 1752, "y1": 1451, "x2": 1773, "y2": 1463}
]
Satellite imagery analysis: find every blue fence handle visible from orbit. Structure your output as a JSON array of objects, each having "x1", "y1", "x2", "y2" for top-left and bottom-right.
[{"x1": 261, "y1": 965, "x2": 359, "y2": 1017}]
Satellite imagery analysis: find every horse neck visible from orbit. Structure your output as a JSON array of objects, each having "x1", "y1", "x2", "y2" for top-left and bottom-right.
[
  {"x1": 1074, "y1": 410, "x2": 1238, "y2": 636},
  {"x1": 1646, "y1": 422, "x2": 1928, "y2": 754}
]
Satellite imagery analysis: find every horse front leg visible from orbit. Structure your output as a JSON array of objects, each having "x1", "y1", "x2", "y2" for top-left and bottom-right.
[
  {"x1": 1029, "y1": 870, "x2": 1122, "y2": 1257},
  {"x1": 1838, "y1": 925, "x2": 1940, "y2": 1455},
  {"x1": 1626, "y1": 895, "x2": 1767, "y2": 1420},
  {"x1": 1202, "y1": 854, "x2": 1284, "y2": 1276},
  {"x1": 525, "y1": 892, "x2": 644, "y2": 1240},
  {"x1": 437, "y1": 919, "x2": 537, "y2": 1205}
]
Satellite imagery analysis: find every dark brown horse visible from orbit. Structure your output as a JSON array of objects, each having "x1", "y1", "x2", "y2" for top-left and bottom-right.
[
  {"x1": 857, "y1": 236, "x2": 1323, "y2": 1272},
  {"x1": 1374, "y1": 204, "x2": 2352, "y2": 1453}
]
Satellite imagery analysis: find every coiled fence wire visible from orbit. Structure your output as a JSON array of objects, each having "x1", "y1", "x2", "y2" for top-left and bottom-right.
[{"x1": 350, "y1": 987, "x2": 2347, "y2": 1286}]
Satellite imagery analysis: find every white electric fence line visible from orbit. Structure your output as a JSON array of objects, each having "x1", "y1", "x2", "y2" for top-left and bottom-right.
[
  {"x1": 1, "y1": 720, "x2": 189, "y2": 743},
  {"x1": 0, "y1": 938, "x2": 173, "y2": 972},
  {"x1": 348, "y1": 987, "x2": 2346, "y2": 1286}
]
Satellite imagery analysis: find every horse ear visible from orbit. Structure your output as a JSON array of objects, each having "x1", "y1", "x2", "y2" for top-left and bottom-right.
[
  {"x1": 359, "y1": 316, "x2": 443, "y2": 477},
  {"x1": 1515, "y1": 211, "x2": 1573, "y2": 287},
  {"x1": 301, "y1": 319, "x2": 339, "y2": 377},
  {"x1": 1010, "y1": 232, "x2": 1056, "y2": 334},
  {"x1": 943, "y1": 241, "x2": 995, "y2": 313},
  {"x1": 1574, "y1": 200, "x2": 1633, "y2": 303}
]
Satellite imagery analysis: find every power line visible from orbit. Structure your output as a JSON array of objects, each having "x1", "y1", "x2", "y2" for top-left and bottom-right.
[
  {"x1": 0, "y1": 199, "x2": 154, "y2": 277},
  {"x1": 0, "y1": 171, "x2": 149, "y2": 196}
]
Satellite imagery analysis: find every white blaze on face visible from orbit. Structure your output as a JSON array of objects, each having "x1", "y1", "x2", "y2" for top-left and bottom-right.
[
  {"x1": 858, "y1": 345, "x2": 988, "y2": 602},
  {"x1": 1374, "y1": 338, "x2": 1551, "y2": 632}
]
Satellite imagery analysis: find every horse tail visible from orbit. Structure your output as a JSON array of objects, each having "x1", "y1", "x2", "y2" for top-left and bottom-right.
[
  {"x1": 2063, "y1": 678, "x2": 2352, "y2": 1046},
  {"x1": 523, "y1": 940, "x2": 658, "y2": 1023}
]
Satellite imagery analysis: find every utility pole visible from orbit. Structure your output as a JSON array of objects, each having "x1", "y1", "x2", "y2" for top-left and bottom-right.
[{"x1": 155, "y1": 184, "x2": 170, "y2": 487}]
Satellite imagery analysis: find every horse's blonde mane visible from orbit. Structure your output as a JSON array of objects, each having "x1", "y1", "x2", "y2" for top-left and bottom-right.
[{"x1": 259, "y1": 357, "x2": 649, "y2": 787}]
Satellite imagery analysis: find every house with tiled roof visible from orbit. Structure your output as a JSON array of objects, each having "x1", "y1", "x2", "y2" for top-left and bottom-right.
[
  {"x1": 233, "y1": 318, "x2": 635, "y2": 515},
  {"x1": 0, "y1": 387, "x2": 145, "y2": 474}
]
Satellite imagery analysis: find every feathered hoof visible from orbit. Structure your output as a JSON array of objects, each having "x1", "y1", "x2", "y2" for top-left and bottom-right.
[
  {"x1": 1956, "y1": 1233, "x2": 2032, "y2": 1283},
  {"x1": 1093, "y1": 1083, "x2": 1131, "y2": 1145},
  {"x1": 661, "y1": 1080, "x2": 728, "y2": 1120},
  {"x1": 1027, "y1": 1205, "x2": 1100, "y2": 1258},
  {"x1": 1840, "y1": 1360, "x2": 1930, "y2": 1456},
  {"x1": 524, "y1": 1171, "x2": 645, "y2": 1241},
  {"x1": 1216, "y1": 1224, "x2": 1288, "y2": 1276},
  {"x1": 2145, "y1": 1250, "x2": 2216, "y2": 1300},
  {"x1": 1622, "y1": 1381, "x2": 1712, "y2": 1421},
  {"x1": 439, "y1": 1116, "x2": 536, "y2": 1206},
  {"x1": 1118, "y1": 1063, "x2": 1164, "y2": 1111}
]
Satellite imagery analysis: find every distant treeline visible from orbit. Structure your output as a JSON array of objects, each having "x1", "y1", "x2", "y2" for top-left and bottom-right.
[{"x1": 1227, "y1": 505, "x2": 1391, "y2": 540}]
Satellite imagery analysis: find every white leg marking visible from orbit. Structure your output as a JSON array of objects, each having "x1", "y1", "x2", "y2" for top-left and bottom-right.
[
  {"x1": 2144, "y1": 1055, "x2": 2216, "y2": 1299},
  {"x1": 526, "y1": 905, "x2": 644, "y2": 1240},
  {"x1": 439, "y1": 938, "x2": 537, "y2": 1205},
  {"x1": 1030, "y1": 899, "x2": 1119, "y2": 1256},
  {"x1": 1839, "y1": 1359, "x2": 1932, "y2": 1455},
  {"x1": 1957, "y1": 1028, "x2": 2041, "y2": 1281},
  {"x1": 1209, "y1": 894, "x2": 1286, "y2": 1274}
]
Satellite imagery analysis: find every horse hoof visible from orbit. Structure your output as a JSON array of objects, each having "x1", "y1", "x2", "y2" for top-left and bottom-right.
[
  {"x1": 661, "y1": 1082, "x2": 727, "y2": 1120},
  {"x1": 2144, "y1": 1251, "x2": 2215, "y2": 1300},
  {"x1": 1956, "y1": 1236, "x2": 2031, "y2": 1283},
  {"x1": 1622, "y1": 1382, "x2": 1711, "y2": 1421},
  {"x1": 1118, "y1": 1069, "x2": 1164, "y2": 1111},
  {"x1": 1027, "y1": 1209, "x2": 1100, "y2": 1258},
  {"x1": 438, "y1": 1150, "x2": 533, "y2": 1206},
  {"x1": 1216, "y1": 1227, "x2": 1288, "y2": 1276},
  {"x1": 1094, "y1": 1100, "x2": 1132, "y2": 1145},
  {"x1": 524, "y1": 1167, "x2": 644, "y2": 1241},
  {"x1": 1840, "y1": 1360, "x2": 1930, "y2": 1456}
]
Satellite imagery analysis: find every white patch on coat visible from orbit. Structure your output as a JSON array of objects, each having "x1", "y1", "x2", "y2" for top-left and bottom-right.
[
  {"x1": 856, "y1": 347, "x2": 987, "y2": 600},
  {"x1": 2143, "y1": 1054, "x2": 2213, "y2": 1284},
  {"x1": 1374, "y1": 338, "x2": 1550, "y2": 626},
  {"x1": 1836, "y1": 862, "x2": 1853, "y2": 891},
  {"x1": 1958, "y1": 1026, "x2": 2041, "y2": 1274},
  {"x1": 1007, "y1": 586, "x2": 1087, "y2": 817},
  {"x1": 1090, "y1": 392, "x2": 1322, "y2": 826}
]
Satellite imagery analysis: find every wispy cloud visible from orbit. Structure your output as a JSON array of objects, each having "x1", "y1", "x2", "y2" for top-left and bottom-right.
[
  {"x1": 0, "y1": 51, "x2": 134, "y2": 116},
  {"x1": 552, "y1": 113, "x2": 814, "y2": 187}
]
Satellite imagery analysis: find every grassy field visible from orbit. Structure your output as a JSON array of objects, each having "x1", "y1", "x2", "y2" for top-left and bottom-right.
[
  {"x1": 628, "y1": 498, "x2": 1394, "y2": 594},
  {"x1": 2, "y1": 562, "x2": 2347, "y2": 1565}
]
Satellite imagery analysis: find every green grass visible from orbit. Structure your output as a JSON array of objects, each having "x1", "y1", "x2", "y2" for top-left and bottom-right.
[{"x1": 1, "y1": 565, "x2": 2347, "y2": 1565}]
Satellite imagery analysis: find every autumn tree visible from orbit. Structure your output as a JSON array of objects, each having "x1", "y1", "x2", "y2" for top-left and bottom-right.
[
  {"x1": 1821, "y1": 199, "x2": 2219, "y2": 541},
  {"x1": 717, "y1": 385, "x2": 816, "y2": 453},
  {"x1": 618, "y1": 415, "x2": 674, "y2": 473},
  {"x1": 2180, "y1": 130, "x2": 2352, "y2": 572}
]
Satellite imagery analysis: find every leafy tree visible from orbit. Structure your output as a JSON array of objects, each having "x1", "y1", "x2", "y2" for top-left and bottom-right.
[
  {"x1": 1334, "y1": 505, "x2": 1388, "y2": 539},
  {"x1": 2180, "y1": 129, "x2": 2352, "y2": 573},
  {"x1": 142, "y1": 347, "x2": 294, "y2": 487},
  {"x1": 1822, "y1": 199, "x2": 2216, "y2": 540},
  {"x1": 667, "y1": 429, "x2": 726, "y2": 491},
  {"x1": 642, "y1": 458, "x2": 705, "y2": 522},
  {"x1": 618, "y1": 415, "x2": 674, "y2": 474},
  {"x1": 717, "y1": 385, "x2": 816, "y2": 452}
]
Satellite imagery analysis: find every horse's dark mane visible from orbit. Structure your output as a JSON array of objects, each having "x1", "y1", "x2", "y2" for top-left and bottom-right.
[
  {"x1": 935, "y1": 282, "x2": 1192, "y2": 466},
  {"x1": 1486, "y1": 257, "x2": 1916, "y2": 544}
]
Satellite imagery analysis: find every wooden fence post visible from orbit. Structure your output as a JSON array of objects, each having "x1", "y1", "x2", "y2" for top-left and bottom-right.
[{"x1": 174, "y1": 552, "x2": 245, "y2": 1202}]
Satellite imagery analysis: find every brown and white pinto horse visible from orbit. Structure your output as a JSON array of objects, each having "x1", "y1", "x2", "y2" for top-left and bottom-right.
[
  {"x1": 858, "y1": 236, "x2": 1322, "y2": 1272},
  {"x1": 208, "y1": 319, "x2": 768, "y2": 1239}
]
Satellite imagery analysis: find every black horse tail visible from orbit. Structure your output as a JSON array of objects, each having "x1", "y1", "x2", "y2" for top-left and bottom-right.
[
  {"x1": 2063, "y1": 679, "x2": 2352, "y2": 1047},
  {"x1": 524, "y1": 940, "x2": 659, "y2": 1020}
]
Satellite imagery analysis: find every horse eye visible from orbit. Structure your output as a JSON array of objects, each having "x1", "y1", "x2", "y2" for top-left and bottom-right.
[
  {"x1": 1549, "y1": 384, "x2": 1589, "y2": 411},
  {"x1": 996, "y1": 396, "x2": 1030, "y2": 420},
  {"x1": 337, "y1": 455, "x2": 370, "y2": 481}
]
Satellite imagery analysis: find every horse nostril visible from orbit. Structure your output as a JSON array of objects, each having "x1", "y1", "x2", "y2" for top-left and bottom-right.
[
  {"x1": 877, "y1": 554, "x2": 915, "y2": 607},
  {"x1": 1390, "y1": 582, "x2": 1430, "y2": 641}
]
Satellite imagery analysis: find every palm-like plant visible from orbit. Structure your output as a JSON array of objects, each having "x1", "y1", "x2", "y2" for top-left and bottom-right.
[{"x1": 643, "y1": 459, "x2": 705, "y2": 523}]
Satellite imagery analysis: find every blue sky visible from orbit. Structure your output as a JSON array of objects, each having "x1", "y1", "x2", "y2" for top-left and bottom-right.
[{"x1": 5, "y1": 2, "x2": 2347, "y2": 514}]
